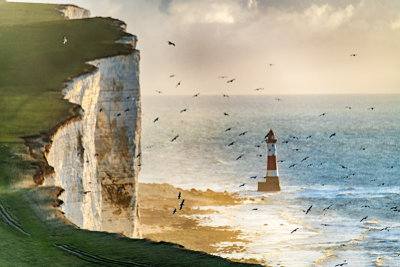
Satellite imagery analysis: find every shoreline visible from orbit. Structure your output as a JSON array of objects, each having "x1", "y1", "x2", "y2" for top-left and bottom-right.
[{"x1": 139, "y1": 183, "x2": 263, "y2": 264}]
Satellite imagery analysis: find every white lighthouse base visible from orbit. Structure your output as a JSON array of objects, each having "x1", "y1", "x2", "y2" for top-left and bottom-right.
[{"x1": 258, "y1": 177, "x2": 281, "y2": 192}]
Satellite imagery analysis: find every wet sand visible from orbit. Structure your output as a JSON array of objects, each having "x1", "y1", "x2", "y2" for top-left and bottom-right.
[{"x1": 139, "y1": 183, "x2": 254, "y2": 259}]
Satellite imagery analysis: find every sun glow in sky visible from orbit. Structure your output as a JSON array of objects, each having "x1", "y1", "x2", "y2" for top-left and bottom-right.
[{"x1": 8, "y1": 0, "x2": 400, "y2": 95}]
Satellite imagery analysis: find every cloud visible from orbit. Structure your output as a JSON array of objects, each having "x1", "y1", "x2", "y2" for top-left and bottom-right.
[
  {"x1": 159, "y1": 0, "x2": 172, "y2": 13},
  {"x1": 168, "y1": 1, "x2": 237, "y2": 24},
  {"x1": 390, "y1": 14, "x2": 400, "y2": 29}
]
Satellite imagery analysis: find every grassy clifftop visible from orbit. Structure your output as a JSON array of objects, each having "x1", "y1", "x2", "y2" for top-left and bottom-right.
[{"x1": 0, "y1": 2, "x2": 257, "y2": 266}]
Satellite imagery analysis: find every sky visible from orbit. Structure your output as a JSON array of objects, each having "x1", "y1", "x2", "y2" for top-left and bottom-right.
[{"x1": 8, "y1": 0, "x2": 400, "y2": 95}]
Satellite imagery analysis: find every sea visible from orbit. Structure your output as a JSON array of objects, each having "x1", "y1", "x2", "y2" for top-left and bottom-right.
[{"x1": 140, "y1": 95, "x2": 400, "y2": 267}]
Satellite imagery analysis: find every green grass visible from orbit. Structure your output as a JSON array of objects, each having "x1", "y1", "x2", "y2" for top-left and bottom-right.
[{"x1": 0, "y1": 3, "x2": 258, "y2": 266}]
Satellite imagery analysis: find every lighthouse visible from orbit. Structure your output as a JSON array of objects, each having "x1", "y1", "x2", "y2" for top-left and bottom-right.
[{"x1": 258, "y1": 129, "x2": 281, "y2": 192}]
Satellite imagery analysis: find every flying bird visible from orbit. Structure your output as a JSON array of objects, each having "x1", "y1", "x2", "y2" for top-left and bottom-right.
[
  {"x1": 289, "y1": 164, "x2": 296, "y2": 168},
  {"x1": 301, "y1": 156, "x2": 309, "y2": 162},
  {"x1": 62, "y1": 36, "x2": 68, "y2": 44},
  {"x1": 236, "y1": 154, "x2": 244, "y2": 160},
  {"x1": 222, "y1": 93, "x2": 230, "y2": 98},
  {"x1": 169, "y1": 74, "x2": 175, "y2": 78},
  {"x1": 239, "y1": 183, "x2": 246, "y2": 187},
  {"x1": 323, "y1": 204, "x2": 333, "y2": 211},
  {"x1": 180, "y1": 108, "x2": 187, "y2": 113},
  {"x1": 335, "y1": 261, "x2": 348, "y2": 267},
  {"x1": 255, "y1": 88, "x2": 264, "y2": 91},
  {"x1": 167, "y1": 41, "x2": 176, "y2": 46},
  {"x1": 228, "y1": 141, "x2": 235, "y2": 147},
  {"x1": 171, "y1": 135, "x2": 179, "y2": 142},
  {"x1": 227, "y1": 78, "x2": 236, "y2": 83},
  {"x1": 250, "y1": 176, "x2": 257, "y2": 179},
  {"x1": 155, "y1": 90, "x2": 162, "y2": 94},
  {"x1": 193, "y1": 93, "x2": 200, "y2": 97},
  {"x1": 239, "y1": 131, "x2": 247, "y2": 136},
  {"x1": 225, "y1": 127, "x2": 232, "y2": 132},
  {"x1": 340, "y1": 165, "x2": 347, "y2": 169},
  {"x1": 368, "y1": 107, "x2": 375, "y2": 110},
  {"x1": 268, "y1": 64, "x2": 274, "y2": 67},
  {"x1": 176, "y1": 81, "x2": 182, "y2": 88},
  {"x1": 252, "y1": 208, "x2": 258, "y2": 211},
  {"x1": 345, "y1": 106, "x2": 352, "y2": 110},
  {"x1": 178, "y1": 192, "x2": 181, "y2": 200},
  {"x1": 179, "y1": 199, "x2": 185, "y2": 210},
  {"x1": 136, "y1": 153, "x2": 141, "y2": 158},
  {"x1": 224, "y1": 112, "x2": 229, "y2": 116},
  {"x1": 125, "y1": 108, "x2": 130, "y2": 112},
  {"x1": 291, "y1": 228, "x2": 299, "y2": 234},
  {"x1": 329, "y1": 133, "x2": 336, "y2": 138},
  {"x1": 173, "y1": 208, "x2": 177, "y2": 214},
  {"x1": 360, "y1": 216, "x2": 368, "y2": 222},
  {"x1": 116, "y1": 113, "x2": 121, "y2": 117},
  {"x1": 319, "y1": 113, "x2": 327, "y2": 117},
  {"x1": 350, "y1": 53, "x2": 357, "y2": 56},
  {"x1": 305, "y1": 205, "x2": 313, "y2": 214},
  {"x1": 153, "y1": 117, "x2": 159, "y2": 123}
]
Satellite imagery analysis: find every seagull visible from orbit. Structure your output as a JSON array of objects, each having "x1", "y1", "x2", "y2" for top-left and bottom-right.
[
  {"x1": 62, "y1": 36, "x2": 68, "y2": 44},
  {"x1": 179, "y1": 199, "x2": 185, "y2": 210},
  {"x1": 116, "y1": 113, "x2": 121, "y2": 117},
  {"x1": 329, "y1": 133, "x2": 336, "y2": 138},
  {"x1": 255, "y1": 88, "x2": 264, "y2": 91},
  {"x1": 224, "y1": 112, "x2": 229, "y2": 116},
  {"x1": 239, "y1": 131, "x2": 247, "y2": 136},
  {"x1": 176, "y1": 81, "x2": 182, "y2": 88},
  {"x1": 169, "y1": 74, "x2": 175, "y2": 78},
  {"x1": 306, "y1": 135, "x2": 312, "y2": 139},
  {"x1": 291, "y1": 228, "x2": 299, "y2": 234},
  {"x1": 256, "y1": 154, "x2": 263, "y2": 157},
  {"x1": 239, "y1": 183, "x2": 246, "y2": 187},
  {"x1": 236, "y1": 154, "x2": 244, "y2": 160},
  {"x1": 178, "y1": 192, "x2": 181, "y2": 199},
  {"x1": 227, "y1": 78, "x2": 236, "y2": 83},
  {"x1": 83, "y1": 191, "x2": 91, "y2": 195},
  {"x1": 301, "y1": 156, "x2": 309, "y2": 162},
  {"x1": 275, "y1": 98, "x2": 282, "y2": 101},
  {"x1": 173, "y1": 208, "x2": 177, "y2": 214},
  {"x1": 350, "y1": 53, "x2": 357, "y2": 56},
  {"x1": 345, "y1": 106, "x2": 352, "y2": 110},
  {"x1": 323, "y1": 204, "x2": 333, "y2": 211},
  {"x1": 99, "y1": 108, "x2": 103, "y2": 112},
  {"x1": 368, "y1": 107, "x2": 375, "y2": 110},
  {"x1": 340, "y1": 165, "x2": 347, "y2": 169},
  {"x1": 360, "y1": 216, "x2": 368, "y2": 222},
  {"x1": 319, "y1": 113, "x2": 327, "y2": 117},
  {"x1": 222, "y1": 93, "x2": 230, "y2": 98},
  {"x1": 155, "y1": 90, "x2": 162, "y2": 94},
  {"x1": 180, "y1": 108, "x2": 187, "y2": 113},
  {"x1": 335, "y1": 261, "x2": 348, "y2": 267},
  {"x1": 171, "y1": 135, "x2": 179, "y2": 142},
  {"x1": 225, "y1": 127, "x2": 232, "y2": 132},
  {"x1": 305, "y1": 205, "x2": 313, "y2": 214},
  {"x1": 125, "y1": 108, "x2": 130, "y2": 112},
  {"x1": 289, "y1": 164, "x2": 296, "y2": 168},
  {"x1": 136, "y1": 153, "x2": 141, "y2": 158},
  {"x1": 168, "y1": 41, "x2": 176, "y2": 46},
  {"x1": 250, "y1": 176, "x2": 257, "y2": 179},
  {"x1": 193, "y1": 93, "x2": 200, "y2": 97},
  {"x1": 228, "y1": 141, "x2": 235, "y2": 146},
  {"x1": 252, "y1": 208, "x2": 258, "y2": 211},
  {"x1": 153, "y1": 117, "x2": 159, "y2": 123}
]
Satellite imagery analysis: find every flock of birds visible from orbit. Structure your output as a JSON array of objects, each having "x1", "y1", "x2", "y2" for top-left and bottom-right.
[
  {"x1": 152, "y1": 41, "x2": 397, "y2": 265},
  {"x1": 172, "y1": 191, "x2": 185, "y2": 214}
]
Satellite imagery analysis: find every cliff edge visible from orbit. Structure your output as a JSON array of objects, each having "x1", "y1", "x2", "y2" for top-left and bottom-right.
[{"x1": 25, "y1": 7, "x2": 141, "y2": 238}]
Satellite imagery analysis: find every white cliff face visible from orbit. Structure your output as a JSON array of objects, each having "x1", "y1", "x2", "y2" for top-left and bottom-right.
[
  {"x1": 44, "y1": 35, "x2": 141, "y2": 237},
  {"x1": 59, "y1": 5, "x2": 91, "y2": 19}
]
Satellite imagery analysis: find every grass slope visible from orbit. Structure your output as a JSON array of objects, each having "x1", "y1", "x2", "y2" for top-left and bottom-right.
[{"x1": 0, "y1": 3, "x2": 258, "y2": 266}]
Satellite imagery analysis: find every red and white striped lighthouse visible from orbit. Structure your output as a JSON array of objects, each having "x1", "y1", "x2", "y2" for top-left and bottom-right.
[{"x1": 258, "y1": 129, "x2": 281, "y2": 191}]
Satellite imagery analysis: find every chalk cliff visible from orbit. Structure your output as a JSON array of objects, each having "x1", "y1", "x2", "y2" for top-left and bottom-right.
[
  {"x1": 25, "y1": 9, "x2": 141, "y2": 238},
  {"x1": 59, "y1": 4, "x2": 90, "y2": 19}
]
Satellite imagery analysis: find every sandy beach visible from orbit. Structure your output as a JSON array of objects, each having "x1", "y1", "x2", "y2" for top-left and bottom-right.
[{"x1": 139, "y1": 183, "x2": 260, "y2": 263}]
